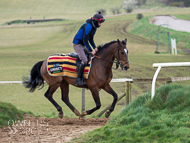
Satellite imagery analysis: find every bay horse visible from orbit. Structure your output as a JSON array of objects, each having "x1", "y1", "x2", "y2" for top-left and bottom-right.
[{"x1": 23, "y1": 39, "x2": 129, "y2": 118}]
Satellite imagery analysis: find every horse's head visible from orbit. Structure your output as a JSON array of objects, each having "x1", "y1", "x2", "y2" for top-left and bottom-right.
[{"x1": 113, "y1": 38, "x2": 129, "y2": 71}]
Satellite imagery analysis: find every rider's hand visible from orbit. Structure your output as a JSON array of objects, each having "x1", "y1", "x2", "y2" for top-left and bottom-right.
[
  {"x1": 91, "y1": 48, "x2": 98, "y2": 55},
  {"x1": 95, "y1": 48, "x2": 98, "y2": 52},
  {"x1": 91, "y1": 50, "x2": 96, "y2": 55}
]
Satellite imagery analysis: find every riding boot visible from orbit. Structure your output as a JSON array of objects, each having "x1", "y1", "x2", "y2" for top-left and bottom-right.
[{"x1": 75, "y1": 64, "x2": 86, "y2": 86}]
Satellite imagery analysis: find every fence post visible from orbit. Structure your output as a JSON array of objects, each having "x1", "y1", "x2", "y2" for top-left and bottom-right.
[
  {"x1": 81, "y1": 88, "x2": 85, "y2": 113},
  {"x1": 171, "y1": 38, "x2": 177, "y2": 55},
  {"x1": 126, "y1": 81, "x2": 132, "y2": 106}
]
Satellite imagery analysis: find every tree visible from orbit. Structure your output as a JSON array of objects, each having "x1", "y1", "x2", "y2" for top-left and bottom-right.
[{"x1": 123, "y1": 0, "x2": 137, "y2": 13}]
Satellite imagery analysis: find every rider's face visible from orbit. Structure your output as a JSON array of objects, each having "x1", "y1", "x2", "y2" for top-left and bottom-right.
[{"x1": 98, "y1": 22, "x2": 101, "y2": 27}]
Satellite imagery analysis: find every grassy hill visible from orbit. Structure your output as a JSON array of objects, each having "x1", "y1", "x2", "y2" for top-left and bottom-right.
[
  {"x1": 75, "y1": 84, "x2": 190, "y2": 142},
  {"x1": 0, "y1": 101, "x2": 24, "y2": 128},
  {"x1": 0, "y1": 0, "x2": 189, "y2": 118},
  {"x1": 0, "y1": 0, "x2": 123, "y2": 24}
]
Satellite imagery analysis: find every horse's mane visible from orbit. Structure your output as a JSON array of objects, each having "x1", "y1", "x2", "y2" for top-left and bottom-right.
[{"x1": 96, "y1": 41, "x2": 117, "y2": 54}]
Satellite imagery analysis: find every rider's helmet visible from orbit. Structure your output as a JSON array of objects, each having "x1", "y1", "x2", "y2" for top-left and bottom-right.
[{"x1": 92, "y1": 12, "x2": 105, "y2": 28}]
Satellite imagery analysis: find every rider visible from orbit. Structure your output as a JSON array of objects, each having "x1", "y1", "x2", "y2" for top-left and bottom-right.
[{"x1": 73, "y1": 12, "x2": 105, "y2": 86}]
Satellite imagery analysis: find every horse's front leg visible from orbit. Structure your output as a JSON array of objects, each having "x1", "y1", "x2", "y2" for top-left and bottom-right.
[
  {"x1": 103, "y1": 84, "x2": 118, "y2": 118},
  {"x1": 81, "y1": 87, "x2": 101, "y2": 117}
]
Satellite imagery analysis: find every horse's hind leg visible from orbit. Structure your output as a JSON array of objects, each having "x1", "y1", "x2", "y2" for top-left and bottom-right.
[
  {"x1": 45, "y1": 84, "x2": 63, "y2": 118},
  {"x1": 60, "y1": 80, "x2": 81, "y2": 118}
]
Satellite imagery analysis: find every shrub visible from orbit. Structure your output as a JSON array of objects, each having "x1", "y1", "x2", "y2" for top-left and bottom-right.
[
  {"x1": 170, "y1": 2, "x2": 182, "y2": 7},
  {"x1": 111, "y1": 6, "x2": 121, "y2": 14},
  {"x1": 96, "y1": 9, "x2": 106, "y2": 16},
  {"x1": 125, "y1": 7, "x2": 133, "y2": 13},
  {"x1": 136, "y1": 0, "x2": 147, "y2": 6},
  {"x1": 137, "y1": 13, "x2": 143, "y2": 20},
  {"x1": 123, "y1": 0, "x2": 136, "y2": 13},
  {"x1": 110, "y1": 6, "x2": 121, "y2": 15}
]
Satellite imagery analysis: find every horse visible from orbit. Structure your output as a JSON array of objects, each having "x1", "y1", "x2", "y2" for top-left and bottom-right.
[{"x1": 23, "y1": 38, "x2": 129, "y2": 119}]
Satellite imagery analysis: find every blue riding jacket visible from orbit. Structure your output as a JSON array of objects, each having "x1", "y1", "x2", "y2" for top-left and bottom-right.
[{"x1": 73, "y1": 19, "x2": 96, "y2": 52}]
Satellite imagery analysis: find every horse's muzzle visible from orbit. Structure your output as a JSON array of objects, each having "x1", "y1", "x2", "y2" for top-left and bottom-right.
[
  {"x1": 123, "y1": 66, "x2": 129, "y2": 71},
  {"x1": 120, "y1": 64, "x2": 129, "y2": 71}
]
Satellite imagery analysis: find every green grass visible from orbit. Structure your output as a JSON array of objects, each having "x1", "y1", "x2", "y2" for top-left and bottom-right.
[
  {"x1": 128, "y1": 17, "x2": 190, "y2": 49},
  {"x1": 0, "y1": 101, "x2": 24, "y2": 128},
  {"x1": 0, "y1": 0, "x2": 123, "y2": 24},
  {"x1": 75, "y1": 84, "x2": 190, "y2": 142}
]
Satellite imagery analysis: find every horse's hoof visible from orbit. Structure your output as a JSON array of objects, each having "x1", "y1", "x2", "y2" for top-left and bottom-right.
[
  {"x1": 105, "y1": 111, "x2": 110, "y2": 118},
  {"x1": 79, "y1": 116, "x2": 85, "y2": 120},
  {"x1": 58, "y1": 113, "x2": 63, "y2": 119},
  {"x1": 81, "y1": 111, "x2": 87, "y2": 117}
]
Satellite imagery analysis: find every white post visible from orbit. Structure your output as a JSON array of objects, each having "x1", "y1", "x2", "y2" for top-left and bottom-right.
[
  {"x1": 81, "y1": 88, "x2": 85, "y2": 113},
  {"x1": 174, "y1": 39, "x2": 177, "y2": 55},
  {"x1": 151, "y1": 66, "x2": 161, "y2": 99},
  {"x1": 171, "y1": 38, "x2": 177, "y2": 55},
  {"x1": 171, "y1": 38, "x2": 174, "y2": 55}
]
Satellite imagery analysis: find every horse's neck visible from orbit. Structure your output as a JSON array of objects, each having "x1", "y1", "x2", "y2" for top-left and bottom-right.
[{"x1": 96, "y1": 44, "x2": 116, "y2": 67}]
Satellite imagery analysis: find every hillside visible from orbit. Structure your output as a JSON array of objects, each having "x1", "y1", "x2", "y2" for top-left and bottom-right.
[{"x1": 76, "y1": 84, "x2": 190, "y2": 142}]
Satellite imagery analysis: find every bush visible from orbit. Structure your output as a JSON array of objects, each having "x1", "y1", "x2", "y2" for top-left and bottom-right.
[
  {"x1": 162, "y1": 0, "x2": 190, "y2": 7},
  {"x1": 136, "y1": 0, "x2": 147, "y2": 6},
  {"x1": 125, "y1": 7, "x2": 133, "y2": 13},
  {"x1": 123, "y1": 0, "x2": 136, "y2": 13},
  {"x1": 137, "y1": 13, "x2": 143, "y2": 20},
  {"x1": 96, "y1": 9, "x2": 106, "y2": 16},
  {"x1": 170, "y1": 2, "x2": 182, "y2": 7},
  {"x1": 110, "y1": 6, "x2": 121, "y2": 15}
]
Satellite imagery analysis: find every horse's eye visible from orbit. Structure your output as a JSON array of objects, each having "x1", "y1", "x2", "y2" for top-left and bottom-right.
[{"x1": 121, "y1": 52, "x2": 124, "y2": 54}]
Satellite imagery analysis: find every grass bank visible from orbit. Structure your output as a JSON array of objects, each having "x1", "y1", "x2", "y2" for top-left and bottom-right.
[
  {"x1": 76, "y1": 84, "x2": 190, "y2": 142},
  {"x1": 128, "y1": 16, "x2": 190, "y2": 49},
  {"x1": 0, "y1": 102, "x2": 24, "y2": 128}
]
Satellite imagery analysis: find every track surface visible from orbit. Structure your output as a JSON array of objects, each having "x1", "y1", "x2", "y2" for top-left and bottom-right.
[{"x1": 0, "y1": 114, "x2": 108, "y2": 143}]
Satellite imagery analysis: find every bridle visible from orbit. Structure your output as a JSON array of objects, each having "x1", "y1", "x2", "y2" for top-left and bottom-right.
[
  {"x1": 93, "y1": 43, "x2": 129, "y2": 88},
  {"x1": 115, "y1": 44, "x2": 129, "y2": 69},
  {"x1": 93, "y1": 43, "x2": 129, "y2": 70}
]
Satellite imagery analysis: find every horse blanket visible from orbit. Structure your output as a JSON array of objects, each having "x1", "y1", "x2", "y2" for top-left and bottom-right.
[{"x1": 47, "y1": 54, "x2": 92, "y2": 79}]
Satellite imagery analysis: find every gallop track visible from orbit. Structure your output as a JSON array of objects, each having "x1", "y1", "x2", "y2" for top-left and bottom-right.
[{"x1": 0, "y1": 114, "x2": 108, "y2": 143}]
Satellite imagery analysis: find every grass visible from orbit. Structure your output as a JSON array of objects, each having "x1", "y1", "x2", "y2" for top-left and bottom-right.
[
  {"x1": 128, "y1": 16, "x2": 190, "y2": 49},
  {"x1": 75, "y1": 84, "x2": 190, "y2": 142},
  {"x1": 0, "y1": 0, "x2": 123, "y2": 24},
  {"x1": 0, "y1": 101, "x2": 24, "y2": 128},
  {"x1": 0, "y1": 0, "x2": 190, "y2": 120}
]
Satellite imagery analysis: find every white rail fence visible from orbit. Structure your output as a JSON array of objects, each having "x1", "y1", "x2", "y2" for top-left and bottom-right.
[
  {"x1": 151, "y1": 62, "x2": 190, "y2": 99},
  {"x1": 1, "y1": 63, "x2": 190, "y2": 115},
  {"x1": 0, "y1": 78, "x2": 133, "y2": 117}
]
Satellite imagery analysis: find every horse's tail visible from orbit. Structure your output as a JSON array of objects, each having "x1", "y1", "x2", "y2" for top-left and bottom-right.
[{"x1": 23, "y1": 61, "x2": 45, "y2": 92}]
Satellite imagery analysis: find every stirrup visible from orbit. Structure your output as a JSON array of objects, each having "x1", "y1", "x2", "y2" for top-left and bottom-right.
[{"x1": 75, "y1": 79, "x2": 86, "y2": 86}]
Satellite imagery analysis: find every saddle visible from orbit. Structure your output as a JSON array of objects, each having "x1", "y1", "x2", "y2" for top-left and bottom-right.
[{"x1": 67, "y1": 52, "x2": 92, "y2": 71}]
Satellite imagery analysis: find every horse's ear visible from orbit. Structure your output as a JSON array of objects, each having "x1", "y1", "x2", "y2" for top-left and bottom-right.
[
  {"x1": 125, "y1": 38, "x2": 127, "y2": 42},
  {"x1": 117, "y1": 39, "x2": 121, "y2": 44}
]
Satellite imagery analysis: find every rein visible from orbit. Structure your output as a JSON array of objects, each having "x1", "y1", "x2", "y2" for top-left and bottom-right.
[{"x1": 93, "y1": 44, "x2": 129, "y2": 70}]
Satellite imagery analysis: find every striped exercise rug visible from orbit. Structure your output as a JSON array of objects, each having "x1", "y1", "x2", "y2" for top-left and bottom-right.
[{"x1": 47, "y1": 54, "x2": 92, "y2": 79}]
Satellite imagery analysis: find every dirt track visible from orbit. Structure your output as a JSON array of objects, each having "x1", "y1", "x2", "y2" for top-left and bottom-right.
[{"x1": 0, "y1": 114, "x2": 108, "y2": 143}]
